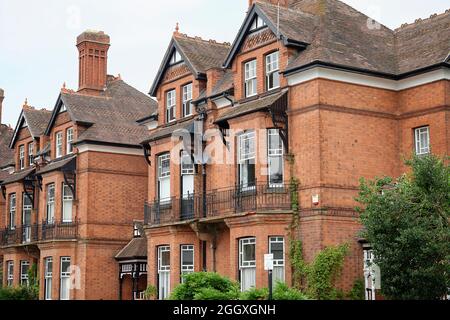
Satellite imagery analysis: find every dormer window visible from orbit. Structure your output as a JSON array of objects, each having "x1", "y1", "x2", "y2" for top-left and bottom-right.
[
  {"x1": 19, "y1": 145, "x2": 25, "y2": 170},
  {"x1": 250, "y1": 16, "x2": 266, "y2": 31},
  {"x1": 170, "y1": 50, "x2": 182, "y2": 65},
  {"x1": 55, "y1": 132, "x2": 63, "y2": 158},
  {"x1": 244, "y1": 60, "x2": 257, "y2": 98},
  {"x1": 166, "y1": 90, "x2": 176, "y2": 123}
]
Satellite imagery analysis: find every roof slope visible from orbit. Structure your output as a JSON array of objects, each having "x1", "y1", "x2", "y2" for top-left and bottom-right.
[
  {"x1": 23, "y1": 107, "x2": 53, "y2": 137},
  {"x1": 0, "y1": 124, "x2": 14, "y2": 170},
  {"x1": 115, "y1": 237, "x2": 147, "y2": 260},
  {"x1": 58, "y1": 78, "x2": 157, "y2": 147}
]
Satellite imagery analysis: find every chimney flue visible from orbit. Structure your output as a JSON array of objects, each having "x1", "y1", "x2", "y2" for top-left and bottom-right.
[
  {"x1": 0, "y1": 88, "x2": 4, "y2": 124},
  {"x1": 76, "y1": 30, "x2": 110, "y2": 94}
]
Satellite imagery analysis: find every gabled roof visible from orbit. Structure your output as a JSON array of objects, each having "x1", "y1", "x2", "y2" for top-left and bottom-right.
[
  {"x1": 10, "y1": 106, "x2": 52, "y2": 148},
  {"x1": 149, "y1": 33, "x2": 231, "y2": 96},
  {"x1": 0, "y1": 124, "x2": 14, "y2": 170},
  {"x1": 115, "y1": 237, "x2": 147, "y2": 260},
  {"x1": 223, "y1": 2, "x2": 312, "y2": 68},
  {"x1": 45, "y1": 77, "x2": 158, "y2": 148}
]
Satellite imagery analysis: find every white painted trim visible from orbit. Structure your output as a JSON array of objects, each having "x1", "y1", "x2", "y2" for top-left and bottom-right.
[
  {"x1": 140, "y1": 120, "x2": 158, "y2": 130},
  {"x1": 212, "y1": 97, "x2": 232, "y2": 109},
  {"x1": 286, "y1": 67, "x2": 450, "y2": 91},
  {"x1": 77, "y1": 144, "x2": 143, "y2": 156}
]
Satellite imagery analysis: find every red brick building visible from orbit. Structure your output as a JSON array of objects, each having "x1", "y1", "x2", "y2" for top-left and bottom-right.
[
  {"x1": 141, "y1": 0, "x2": 449, "y2": 300},
  {"x1": 0, "y1": 31, "x2": 157, "y2": 300}
]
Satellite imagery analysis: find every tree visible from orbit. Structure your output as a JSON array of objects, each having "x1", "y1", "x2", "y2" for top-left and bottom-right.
[{"x1": 357, "y1": 154, "x2": 450, "y2": 300}]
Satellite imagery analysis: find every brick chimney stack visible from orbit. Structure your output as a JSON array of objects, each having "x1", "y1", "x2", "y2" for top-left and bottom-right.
[
  {"x1": 76, "y1": 30, "x2": 110, "y2": 94},
  {"x1": 0, "y1": 88, "x2": 4, "y2": 124},
  {"x1": 248, "y1": 0, "x2": 289, "y2": 8}
]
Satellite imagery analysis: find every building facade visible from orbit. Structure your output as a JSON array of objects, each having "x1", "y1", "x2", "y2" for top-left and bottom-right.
[{"x1": 141, "y1": 0, "x2": 449, "y2": 300}]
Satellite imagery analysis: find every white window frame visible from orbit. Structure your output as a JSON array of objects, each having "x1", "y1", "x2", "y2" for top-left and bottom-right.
[
  {"x1": 62, "y1": 184, "x2": 73, "y2": 223},
  {"x1": 180, "y1": 245, "x2": 194, "y2": 283},
  {"x1": 46, "y1": 184, "x2": 55, "y2": 224},
  {"x1": 66, "y1": 128, "x2": 74, "y2": 154},
  {"x1": 44, "y1": 257, "x2": 53, "y2": 300},
  {"x1": 60, "y1": 257, "x2": 71, "y2": 300},
  {"x1": 158, "y1": 154, "x2": 171, "y2": 202},
  {"x1": 28, "y1": 143, "x2": 34, "y2": 166},
  {"x1": 238, "y1": 131, "x2": 256, "y2": 189},
  {"x1": 7, "y1": 261, "x2": 14, "y2": 286},
  {"x1": 250, "y1": 15, "x2": 266, "y2": 31},
  {"x1": 239, "y1": 237, "x2": 256, "y2": 291},
  {"x1": 20, "y1": 260, "x2": 30, "y2": 286},
  {"x1": 414, "y1": 126, "x2": 430, "y2": 155},
  {"x1": 9, "y1": 193, "x2": 16, "y2": 230},
  {"x1": 269, "y1": 237, "x2": 285, "y2": 284},
  {"x1": 244, "y1": 60, "x2": 257, "y2": 98},
  {"x1": 22, "y1": 193, "x2": 32, "y2": 243},
  {"x1": 55, "y1": 132, "x2": 63, "y2": 158},
  {"x1": 158, "y1": 246, "x2": 171, "y2": 300},
  {"x1": 182, "y1": 83, "x2": 193, "y2": 117},
  {"x1": 266, "y1": 51, "x2": 280, "y2": 91},
  {"x1": 19, "y1": 145, "x2": 25, "y2": 169},
  {"x1": 166, "y1": 90, "x2": 176, "y2": 123},
  {"x1": 267, "y1": 129, "x2": 284, "y2": 187},
  {"x1": 170, "y1": 50, "x2": 182, "y2": 64}
]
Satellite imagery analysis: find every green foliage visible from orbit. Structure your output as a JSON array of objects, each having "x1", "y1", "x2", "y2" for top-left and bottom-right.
[
  {"x1": 289, "y1": 239, "x2": 307, "y2": 290},
  {"x1": 347, "y1": 279, "x2": 365, "y2": 300},
  {"x1": 240, "y1": 287, "x2": 269, "y2": 300},
  {"x1": 170, "y1": 272, "x2": 240, "y2": 300},
  {"x1": 306, "y1": 244, "x2": 349, "y2": 300},
  {"x1": 143, "y1": 285, "x2": 157, "y2": 300},
  {"x1": 356, "y1": 154, "x2": 450, "y2": 300},
  {"x1": 273, "y1": 282, "x2": 309, "y2": 300},
  {"x1": 0, "y1": 286, "x2": 38, "y2": 300},
  {"x1": 27, "y1": 263, "x2": 39, "y2": 298}
]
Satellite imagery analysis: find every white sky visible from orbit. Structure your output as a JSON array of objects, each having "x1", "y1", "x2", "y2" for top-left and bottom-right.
[{"x1": 0, "y1": 0, "x2": 448, "y2": 126}]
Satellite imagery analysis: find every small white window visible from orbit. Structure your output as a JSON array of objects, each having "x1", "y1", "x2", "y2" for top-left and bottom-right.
[
  {"x1": 239, "y1": 237, "x2": 256, "y2": 291},
  {"x1": 44, "y1": 257, "x2": 53, "y2": 300},
  {"x1": 55, "y1": 132, "x2": 63, "y2": 158},
  {"x1": 28, "y1": 143, "x2": 34, "y2": 166},
  {"x1": 181, "y1": 245, "x2": 194, "y2": 283},
  {"x1": 66, "y1": 128, "x2": 74, "y2": 154},
  {"x1": 9, "y1": 194, "x2": 16, "y2": 230},
  {"x1": 19, "y1": 145, "x2": 25, "y2": 169},
  {"x1": 22, "y1": 194, "x2": 32, "y2": 243},
  {"x1": 245, "y1": 60, "x2": 257, "y2": 98},
  {"x1": 266, "y1": 51, "x2": 280, "y2": 91},
  {"x1": 238, "y1": 131, "x2": 256, "y2": 189},
  {"x1": 62, "y1": 184, "x2": 73, "y2": 223},
  {"x1": 166, "y1": 90, "x2": 176, "y2": 123},
  {"x1": 268, "y1": 129, "x2": 284, "y2": 187},
  {"x1": 414, "y1": 126, "x2": 430, "y2": 155},
  {"x1": 158, "y1": 154, "x2": 171, "y2": 201},
  {"x1": 20, "y1": 261, "x2": 30, "y2": 286},
  {"x1": 250, "y1": 16, "x2": 266, "y2": 31},
  {"x1": 7, "y1": 261, "x2": 14, "y2": 286},
  {"x1": 269, "y1": 237, "x2": 285, "y2": 284},
  {"x1": 182, "y1": 83, "x2": 193, "y2": 117},
  {"x1": 158, "y1": 246, "x2": 171, "y2": 300},
  {"x1": 60, "y1": 257, "x2": 71, "y2": 300},
  {"x1": 170, "y1": 50, "x2": 182, "y2": 64},
  {"x1": 46, "y1": 184, "x2": 55, "y2": 224}
]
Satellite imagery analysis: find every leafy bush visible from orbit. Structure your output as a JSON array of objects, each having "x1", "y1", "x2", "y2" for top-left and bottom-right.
[
  {"x1": 0, "y1": 286, "x2": 39, "y2": 300},
  {"x1": 347, "y1": 279, "x2": 365, "y2": 300},
  {"x1": 240, "y1": 287, "x2": 269, "y2": 300},
  {"x1": 170, "y1": 272, "x2": 240, "y2": 300},
  {"x1": 273, "y1": 282, "x2": 309, "y2": 300},
  {"x1": 143, "y1": 285, "x2": 157, "y2": 300}
]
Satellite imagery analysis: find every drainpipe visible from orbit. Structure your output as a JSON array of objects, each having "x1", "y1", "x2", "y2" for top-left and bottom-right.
[{"x1": 212, "y1": 232, "x2": 217, "y2": 272}]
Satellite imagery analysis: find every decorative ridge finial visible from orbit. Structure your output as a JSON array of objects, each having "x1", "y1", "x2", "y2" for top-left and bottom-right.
[{"x1": 174, "y1": 22, "x2": 180, "y2": 36}]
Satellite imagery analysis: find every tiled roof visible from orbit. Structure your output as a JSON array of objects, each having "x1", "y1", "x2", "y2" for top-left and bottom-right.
[
  {"x1": 195, "y1": 69, "x2": 234, "y2": 103},
  {"x1": 115, "y1": 237, "x2": 147, "y2": 260},
  {"x1": 23, "y1": 107, "x2": 52, "y2": 137},
  {"x1": 215, "y1": 90, "x2": 287, "y2": 123},
  {"x1": 0, "y1": 124, "x2": 14, "y2": 169},
  {"x1": 141, "y1": 118, "x2": 196, "y2": 144},
  {"x1": 1, "y1": 167, "x2": 35, "y2": 185},
  {"x1": 59, "y1": 78, "x2": 158, "y2": 147},
  {"x1": 36, "y1": 155, "x2": 76, "y2": 175}
]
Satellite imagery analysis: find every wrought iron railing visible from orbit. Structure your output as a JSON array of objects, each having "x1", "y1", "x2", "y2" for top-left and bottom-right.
[
  {"x1": 144, "y1": 183, "x2": 292, "y2": 226},
  {"x1": 0, "y1": 220, "x2": 79, "y2": 247}
]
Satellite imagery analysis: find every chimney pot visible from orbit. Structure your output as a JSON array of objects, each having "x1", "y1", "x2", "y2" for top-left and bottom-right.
[{"x1": 76, "y1": 30, "x2": 111, "y2": 94}]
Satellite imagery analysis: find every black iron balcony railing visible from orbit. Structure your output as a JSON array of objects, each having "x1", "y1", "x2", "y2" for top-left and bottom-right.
[
  {"x1": 144, "y1": 183, "x2": 292, "y2": 226},
  {"x1": 0, "y1": 220, "x2": 79, "y2": 247}
]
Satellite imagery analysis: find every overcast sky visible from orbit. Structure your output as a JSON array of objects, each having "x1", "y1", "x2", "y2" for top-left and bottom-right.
[{"x1": 0, "y1": 0, "x2": 448, "y2": 127}]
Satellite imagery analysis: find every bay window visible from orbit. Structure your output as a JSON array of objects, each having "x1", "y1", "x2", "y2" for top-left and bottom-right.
[
  {"x1": 20, "y1": 261, "x2": 30, "y2": 286},
  {"x1": 182, "y1": 83, "x2": 193, "y2": 117},
  {"x1": 7, "y1": 261, "x2": 14, "y2": 286},
  {"x1": 238, "y1": 131, "x2": 256, "y2": 189},
  {"x1": 414, "y1": 126, "x2": 430, "y2": 155},
  {"x1": 9, "y1": 193, "x2": 16, "y2": 230},
  {"x1": 269, "y1": 237, "x2": 285, "y2": 284},
  {"x1": 166, "y1": 90, "x2": 176, "y2": 123},
  {"x1": 22, "y1": 194, "x2": 32, "y2": 243},
  {"x1": 46, "y1": 184, "x2": 55, "y2": 224},
  {"x1": 180, "y1": 245, "x2": 194, "y2": 283},
  {"x1": 60, "y1": 257, "x2": 71, "y2": 300},
  {"x1": 158, "y1": 246, "x2": 171, "y2": 300},
  {"x1": 62, "y1": 184, "x2": 73, "y2": 223},
  {"x1": 267, "y1": 129, "x2": 284, "y2": 187},
  {"x1": 239, "y1": 237, "x2": 256, "y2": 291},
  {"x1": 158, "y1": 154, "x2": 171, "y2": 202},
  {"x1": 44, "y1": 257, "x2": 53, "y2": 300},
  {"x1": 55, "y1": 131, "x2": 63, "y2": 158},
  {"x1": 244, "y1": 60, "x2": 257, "y2": 98},
  {"x1": 181, "y1": 151, "x2": 195, "y2": 220},
  {"x1": 266, "y1": 51, "x2": 280, "y2": 91}
]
